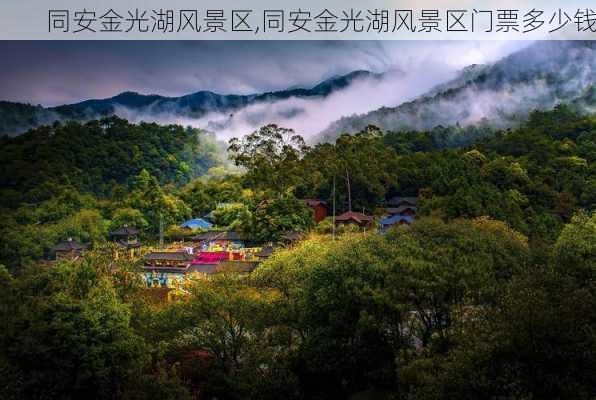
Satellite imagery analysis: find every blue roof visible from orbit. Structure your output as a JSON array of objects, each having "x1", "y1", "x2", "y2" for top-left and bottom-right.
[
  {"x1": 380, "y1": 215, "x2": 415, "y2": 226},
  {"x1": 180, "y1": 218, "x2": 213, "y2": 230}
]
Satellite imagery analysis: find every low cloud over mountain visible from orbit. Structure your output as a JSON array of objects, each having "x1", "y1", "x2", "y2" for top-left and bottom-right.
[
  {"x1": 0, "y1": 67, "x2": 449, "y2": 139},
  {"x1": 319, "y1": 41, "x2": 596, "y2": 140},
  {"x1": 1, "y1": 41, "x2": 594, "y2": 142}
]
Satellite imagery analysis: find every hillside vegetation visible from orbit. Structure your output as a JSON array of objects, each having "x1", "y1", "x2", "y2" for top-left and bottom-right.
[{"x1": 0, "y1": 106, "x2": 594, "y2": 400}]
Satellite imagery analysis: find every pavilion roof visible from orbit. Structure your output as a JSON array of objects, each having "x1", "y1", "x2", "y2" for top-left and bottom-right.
[
  {"x1": 110, "y1": 225, "x2": 140, "y2": 236},
  {"x1": 52, "y1": 238, "x2": 88, "y2": 251},
  {"x1": 144, "y1": 251, "x2": 194, "y2": 262}
]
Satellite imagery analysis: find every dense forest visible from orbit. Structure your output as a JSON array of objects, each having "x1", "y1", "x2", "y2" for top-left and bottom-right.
[
  {"x1": 0, "y1": 70, "x2": 377, "y2": 136},
  {"x1": 0, "y1": 117, "x2": 224, "y2": 203},
  {"x1": 0, "y1": 105, "x2": 595, "y2": 399},
  {"x1": 320, "y1": 41, "x2": 596, "y2": 138}
]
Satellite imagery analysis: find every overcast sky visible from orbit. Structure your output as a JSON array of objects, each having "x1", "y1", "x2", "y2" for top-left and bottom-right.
[{"x1": 0, "y1": 41, "x2": 530, "y2": 106}]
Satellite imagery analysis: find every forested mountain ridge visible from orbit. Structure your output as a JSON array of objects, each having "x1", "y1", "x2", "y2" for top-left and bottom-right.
[
  {"x1": 4, "y1": 41, "x2": 596, "y2": 143},
  {"x1": 0, "y1": 117, "x2": 225, "y2": 206},
  {"x1": 319, "y1": 41, "x2": 596, "y2": 140},
  {"x1": 0, "y1": 70, "x2": 379, "y2": 136}
]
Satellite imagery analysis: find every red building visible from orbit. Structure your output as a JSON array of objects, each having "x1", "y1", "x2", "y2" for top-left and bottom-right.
[{"x1": 304, "y1": 199, "x2": 328, "y2": 222}]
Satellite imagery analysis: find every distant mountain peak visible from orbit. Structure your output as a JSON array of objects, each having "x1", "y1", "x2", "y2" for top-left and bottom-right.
[
  {"x1": 114, "y1": 91, "x2": 141, "y2": 98},
  {"x1": 318, "y1": 40, "x2": 596, "y2": 141},
  {"x1": 0, "y1": 70, "x2": 381, "y2": 136}
]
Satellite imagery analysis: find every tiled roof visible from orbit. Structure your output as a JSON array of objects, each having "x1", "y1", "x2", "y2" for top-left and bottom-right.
[
  {"x1": 216, "y1": 261, "x2": 258, "y2": 273},
  {"x1": 191, "y1": 231, "x2": 246, "y2": 241},
  {"x1": 116, "y1": 240, "x2": 142, "y2": 249},
  {"x1": 144, "y1": 251, "x2": 194, "y2": 261},
  {"x1": 386, "y1": 196, "x2": 418, "y2": 207},
  {"x1": 180, "y1": 218, "x2": 213, "y2": 230},
  {"x1": 219, "y1": 231, "x2": 246, "y2": 240},
  {"x1": 335, "y1": 211, "x2": 374, "y2": 223},
  {"x1": 189, "y1": 264, "x2": 220, "y2": 275},
  {"x1": 142, "y1": 265, "x2": 190, "y2": 272},
  {"x1": 189, "y1": 261, "x2": 258, "y2": 275},
  {"x1": 110, "y1": 226, "x2": 140, "y2": 236},
  {"x1": 386, "y1": 205, "x2": 417, "y2": 214},
  {"x1": 52, "y1": 239, "x2": 88, "y2": 251},
  {"x1": 192, "y1": 230, "x2": 224, "y2": 241},
  {"x1": 380, "y1": 215, "x2": 415, "y2": 225},
  {"x1": 304, "y1": 198, "x2": 327, "y2": 207}
]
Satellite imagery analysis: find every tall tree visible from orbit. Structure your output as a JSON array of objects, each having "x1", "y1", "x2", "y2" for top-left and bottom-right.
[{"x1": 228, "y1": 124, "x2": 309, "y2": 195}]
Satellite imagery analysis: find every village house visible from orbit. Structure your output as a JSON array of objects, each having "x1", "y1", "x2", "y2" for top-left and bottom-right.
[
  {"x1": 189, "y1": 258, "x2": 259, "y2": 278},
  {"x1": 216, "y1": 260, "x2": 259, "y2": 274},
  {"x1": 110, "y1": 225, "x2": 142, "y2": 259},
  {"x1": 379, "y1": 196, "x2": 418, "y2": 227},
  {"x1": 386, "y1": 196, "x2": 418, "y2": 208},
  {"x1": 179, "y1": 218, "x2": 213, "y2": 231},
  {"x1": 335, "y1": 211, "x2": 375, "y2": 229},
  {"x1": 144, "y1": 251, "x2": 194, "y2": 268},
  {"x1": 188, "y1": 251, "x2": 230, "y2": 277},
  {"x1": 381, "y1": 196, "x2": 418, "y2": 230},
  {"x1": 191, "y1": 230, "x2": 252, "y2": 251},
  {"x1": 385, "y1": 204, "x2": 417, "y2": 217},
  {"x1": 142, "y1": 230, "x2": 269, "y2": 288},
  {"x1": 379, "y1": 215, "x2": 415, "y2": 232},
  {"x1": 143, "y1": 251, "x2": 194, "y2": 287},
  {"x1": 304, "y1": 199, "x2": 328, "y2": 222},
  {"x1": 51, "y1": 238, "x2": 88, "y2": 261},
  {"x1": 191, "y1": 230, "x2": 224, "y2": 246}
]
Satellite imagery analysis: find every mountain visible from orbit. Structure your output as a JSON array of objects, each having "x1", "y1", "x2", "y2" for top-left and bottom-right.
[
  {"x1": 5, "y1": 41, "x2": 595, "y2": 140},
  {"x1": 0, "y1": 70, "x2": 380, "y2": 136},
  {"x1": 319, "y1": 41, "x2": 596, "y2": 141}
]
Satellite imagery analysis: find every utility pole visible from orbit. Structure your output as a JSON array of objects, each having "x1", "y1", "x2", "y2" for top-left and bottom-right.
[
  {"x1": 159, "y1": 212, "x2": 164, "y2": 249},
  {"x1": 362, "y1": 207, "x2": 366, "y2": 234},
  {"x1": 332, "y1": 175, "x2": 336, "y2": 241},
  {"x1": 345, "y1": 167, "x2": 351, "y2": 212}
]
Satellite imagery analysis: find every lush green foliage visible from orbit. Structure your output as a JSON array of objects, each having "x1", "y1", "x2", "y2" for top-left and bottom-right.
[
  {"x1": 2, "y1": 213, "x2": 594, "y2": 399},
  {"x1": 0, "y1": 116, "x2": 223, "y2": 204},
  {"x1": 3, "y1": 106, "x2": 594, "y2": 269},
  {"x1": 0, "y1": 253, "x2": 165, "y2": 400},
  {"x1": 0, "y1": 106, "x2": 595, "y2": 399},
  {"x1": 299, "y1": 106, "x2": 594, "y2": 241},
  {"x1": 228, "y1": 124, "x2": 309, "y2": 195}
]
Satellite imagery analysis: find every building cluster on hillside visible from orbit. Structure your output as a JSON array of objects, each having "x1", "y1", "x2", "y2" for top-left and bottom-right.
[
  {"x1": 379, "y1": 196, "x2": 417, "y2": 232},
  {"x1": 330, "y1": 196, "x2": 417, "y2": 231},
  {"x1": 52, "y1": 238, "x2": 88, "y2": 261},
  {"x1": 110, "y1": 225, "x2": 143, "y2": 258},
  {"x1": 48, "y1": 195, "x2": 418, "y2": 295},
  {"x1": 143, "y1": 230, "x2": 264, "y2": 288}
]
